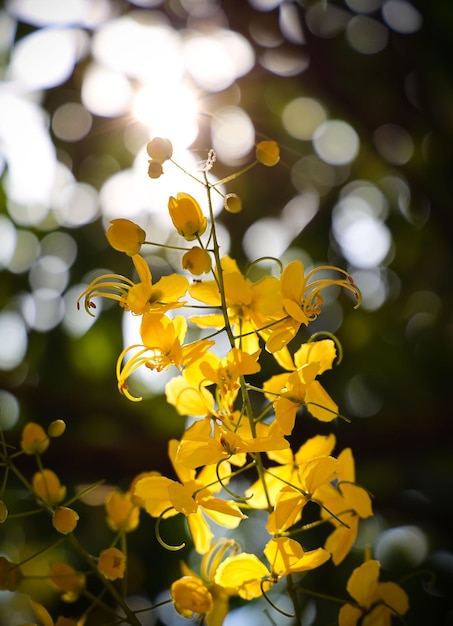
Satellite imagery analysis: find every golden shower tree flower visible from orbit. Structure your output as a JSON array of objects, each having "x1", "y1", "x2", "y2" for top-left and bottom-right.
[
  {"x1": 182, "y1": 246, "x2": 212, "y2": 275},
  {"x1": 166, "y1": 374, "x2": 217, "y2": 418},
  {"x1": 189, "y1": 255, "x2": 282, "y2": 354},
  {"x1": 263, "y1": 260, "x2": 360, "y2": 354},
  {"x1": 33, "y1": 469, "x2": 66, "y2": 506},
  {"x1": 105, "y1": 219, "x2": 146, "y2": 256},
  {"x1": 97, "y1": 547, "x2": 127, "y2": 581},
  {"x1": 339, "y1": 559, "x2": 409, "y2": 626},
  {"x1": 255, "y1": 140, "x2": 280, "y2": 167},
  {"x1": 168, "y1": 192, "x2": 208, "y2": 240},
  {"x1": 105, "y1": 488, "x2": 140, "y2": 532},
  {"x1": 29, "y1": 600, "x2": 85, "y2": 626},
  {"x1": 20, "y1": 421, "x2": 49, "y2": 455},
  {"x1": 117, "y1": 313, "x2": 214, "y2": 400},
  {"x1": 52, "y1": 507, "x2": 79, "y2": 534},
  {"x1": 77, "y1": 253, "x2": 188, "y2": 317},
  {"x1": 316, "y1": 448, "x2": 373, "y2": 565},
  {"x1": 48, "y1": 562, "x2": 86, "y2": 602},
  {"x1": 171, "y1": 575, "x2": 214, "y2": 619},
  {"x1": 263, "y1": 339, "x2": 339, "y2": 433},
  {"x1": 146, "y1": 137, "x2": 173, "y2": 163},
  {"x1": 133, "y1": 440, "x2": 247, "y2": 554}
]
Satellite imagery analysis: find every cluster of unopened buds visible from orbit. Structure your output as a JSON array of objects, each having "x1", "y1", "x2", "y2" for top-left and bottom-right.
[{"x1": 0, "y1": 138, "x2": 410, "y2": 625}]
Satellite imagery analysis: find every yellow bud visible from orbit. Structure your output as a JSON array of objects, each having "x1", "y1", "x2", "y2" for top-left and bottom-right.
[
  {"x1": 168, "y1": 193, "x2": 208, "y2": 241},
  {"x1": 21, "y1": 422, "x2": 49, "y2": 455},
  {"x1": 224, "y1": 193, "x2": 242, "y2": 213},
  {"x1": 52, "y1": 507, "x2": 80, "y2": 534},
  {"x1": 98, "y1": 547, "x2": 126, "y2": 581},
  {"x1": 48, "y1": 419, "x2": 66, "y2": 438},
  {"x1": 256, "y1": 140, "x2": 280, "y2": 166},
  {"x1": 0, "y1": 500, "x2": 7, "y2": 523},
  {"x1": 148, "y1": 160, "x2": 164, "y2": 179},
  {"x1": 171, "y1": 576, "x2": 213, "y2": 618},
  {"x1": 106, "y1": 219, "x2": 146, "y2": 256},
  {"x1": 33, "y1": 469, "x2": 66, "y2": 506},
  {"x1": 182, "y1": 247, "x2": 212, "y2": 275},
  {"x1": 146, "y1": 137, "x2": 173, "y2": 163}
]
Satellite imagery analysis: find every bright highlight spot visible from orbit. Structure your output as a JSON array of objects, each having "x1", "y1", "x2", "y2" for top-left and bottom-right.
[
  {"x1": 282, "y1": 97, "x2": 327, "y2": 140},
  {"x1": 313, "y1": 120, "x2": 359, "y2": 166},
  {"x1": 0, "y1": 311, "x2": 28, "y2": 370}
]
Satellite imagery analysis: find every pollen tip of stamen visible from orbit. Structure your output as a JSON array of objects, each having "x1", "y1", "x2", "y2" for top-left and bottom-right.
[
  {"x1": 89, "y1": 302, "x2": 96, "y2": 309},
  {"x1": 76, "y1": 302, "x2": 80, "y2": 310}
]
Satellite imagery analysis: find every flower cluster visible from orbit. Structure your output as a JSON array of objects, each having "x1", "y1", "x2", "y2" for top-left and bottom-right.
[{"x1": 0, "y1": 139, "x2": 410, "y2": 626}]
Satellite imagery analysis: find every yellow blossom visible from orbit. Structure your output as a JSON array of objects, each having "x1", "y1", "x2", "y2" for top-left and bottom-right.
[
  {"x1": 21, "y1": 421, "x2": 49, "y2": 455},
  {"x1": 189, "y1": 256, "x2": 282, "y2": 354},
  {"x1": 339, "y1": 559, "x2": 409, "y2": 626},
  {"x1": 0, "y1": 499, "x2": 8, "y2": 523},
  {"x1": 105, "y1": 488, "x2": 140, "y2": 532},
  {"x1": 0, "y1": 556, "x2": 22, "y2": 591},
  {"x1": 224, "y1": 193, "x2": 242, "y2": 213},
  {"x1": 48, "y1": 419, "x2": 66, "y2": 438},
  {"x1": 182, "y1": 246, "x2": 212, "y2": 275},
  {"x1": 168, "y1": 192, "x2": 208, "y2": 240},
  {"x1": 117, "y1": 313, "x2": 214, "y2": 401},
  {"x1": 133, "y1": 440, "x2": 247, "y2": 554},
  {"x1": 33, "y1": 469, "x2": 66, "y2": 506},
  {"x1": 29, "y1": 600, "x2": 85, "y2": 626},
  {"x1": 166, "y1": 374, "x2": 216, "y2": 417},
  {"x1": 171, "y1": 575, "x2": 214, "y2": 619},
  {"x1": 48, "y1": 562, "x2": 86, "y2": 602},
  {"x1": 105, "y1": 219, "x2": 146, "y2": 256},
  {"x1": 52, "y1": 507, "x2": 79, "y2": 534},
  {"x1": 97, "y1": 547, "x2": 126, "y2": 580},
  {"x1": 263, "y1": 260, "x2": 360, "y2": 353},
  {"x1": 256, "y1": 140, "x2": 280, "y2": 166},
  {"x1": 77, "y1": 254, "x2": 188, "y2": 317}
]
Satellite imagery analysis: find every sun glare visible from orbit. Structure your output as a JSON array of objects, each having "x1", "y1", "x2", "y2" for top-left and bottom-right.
[{"x1": 133, "y1": 82, "x2": 199, "y2": 148}]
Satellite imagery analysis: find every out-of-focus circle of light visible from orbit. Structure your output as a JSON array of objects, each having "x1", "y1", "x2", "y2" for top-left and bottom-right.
[
  {"x1": 345, "y1": 374, "x2": 384, "y2": 416},
  {"x1": 6, "y1": 0, "x2": 99, "y2": 26},
  {"x1": 313, "y1": 120, "x2": 359, "y2": 166},
  {"x1": 53, "y1": 181, "x2": 99, "y2": 227},
  {"x1": 21, "y1": 288, "x2": 65, "y2": 332},
  {"x1": 281, "y1": 193, "x2": 319, "y2": 234},
  {"x1": 279, "y1": 3, "x2": 305, "y2": 44},
  {"x1": 0, "y1": 215, "x2": 17, "y2": 269},
  {"x1": 0, "y1": 311, "x2": 28, "y2": 370},
  {"x1": 211, "y1": 106, "x2": 255, "y2": 164},
  {"x1": 52, "y1": 102, "x2": 93, "y2": 142},
  {"x1": 8, "y1": 27, "x2": 87, "y2": 90},
  {"x1": 133, "y1": 83, "x2": 198, "y2": 148},
  {"x1": 81, "y1": 63, "x2": 134, "y2": 117},
  {"x1": 0, "y1": 390, "x2": 20, "y2": 430},
  {"x1": 243, "y1": 218, "x2": 292, "y2": 261},
  {"x1": 346, "y1": 15, "x2": 389, "y2": 54},
  {"x1": 248, "y1": 0, "x2": 283, "y2": 11},
  {"x1": 0, "y1": 92, "x2": 56, "y2": 205},
  {"x1": 373, "y1": 123, "x2": 414, "y2": 165},
  {"x1": 333, "y1": 187, "x2": 392, "y2": 268},
  {"x1": 345, "y1": 0, "x2": 383, "y2": 13},
  {"x1": 184, "y1": 30, "x2": 255, "y2": 92},
  {"x1": 29, "y1": 256, "x2": 69, "y2": 294},
  {"x1": 282, "y1": 97, "x2": 327, "y2": 140},
  {"x1": 41, "y1": 231, "x2": 78, "y2": 267},
  {"x1": 382, "y1": 0, "x2": 423, "y2": 34},
  {"x1": 305, "y1": 3, "x2": 351, "y2": 38},
  {"x1": 375, "y1": 526, "x2": 428, "y2": 567},
  {"x1": 260, "y1": 48, "x2": 309, "y2": 77},
  {"x1": 8, "y1": 230, "x2": 40, "y2": 274}
]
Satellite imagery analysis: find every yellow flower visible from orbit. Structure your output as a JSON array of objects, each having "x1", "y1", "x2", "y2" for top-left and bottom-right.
[
  {"x1": 166, "y1": 374, "x2": 216, "y2": 417},
  {"x1": 168, "y1": 192, "x2": 208, "y2": 240},
  {"x1": 52, "y1": 507, "x2": 79, "y2": 534},
  {"x1": 0, "y1": 499, "x2": 7, "y2": 523},
  {"x1": 0, "y1": 556, "x2": 22, "y2": 591},
  {"x1": 214, "y1": 538, "x2": 328, "y2": 600},
  {"x1": 117, "y1": 313, "x2": 214, "y2": 401},
  {"x1": 33, "y1": 469, "x2": 66, "y2": 506},
  {"x1": 105, "y1": 488, "x2": 140, "y2": 532},
  {"x1": 316, "y1": 448, "x2": 373, "y2": 565},
  {"x1": 190, "y1": 256, "x2": 282, "y2": 354},
  {"x1": 264, "y1": 339, "x2": 339, "y2": 433},
  {"x1": 21, "y1": 421, "x2": 49, "y2": 455},
  {"x1": 133, "y1": 440, "x2": 247, "y2": 554},
  {"x1": 48, "y1": 562, "x2": 86, "y2": 602},
  {"x1": 29, "y1": 600, "x2": 85, "y2": 626},
  {"x1": 256, "y1": 140, "x2": 280, "y2": 167},
  {"x1": 97, "y1": 547, "x2": 126, "y2": 580},
  {"x1": 264, "y1": 260, "x2": 360, "y2": 353},
  {"x1": 182, "y1": 246, "x2": 212, "y2": 275},
  {"x1": 105, "y1": 219, "x2": 146, "y2": 256},
  {"x1": 171, "y1": 576, "x2": 214, "y2": 619},
  {"x1": 77, "y1": 254, "x2": 188, "y2": 317},
  {"x1": 339, "y1": 559, "x2": 409, "y2": 626}
]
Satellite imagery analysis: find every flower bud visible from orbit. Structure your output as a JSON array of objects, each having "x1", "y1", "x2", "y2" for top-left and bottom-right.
[
  {"x1": 146, "y1": 137, "x2": 173, "y2": 163},
  {"x1": 33, "y1": 469, "x2": 66, "y2": 506},
  {"x1": 52, "y1": 507, "x2": 80, "y2": 534},
  {"x1": 98, "y1": 547, "x2": 126, "y2": 580},
  {"x1": 0, "y1": 500, "x2": 8, "y2": 523},
  {"x1": 168, "y1": 193, "x2": 207, "y2": 241},
  {"x1": 147, "y1": 160, "x2": 164, "y2": 179},
  {"x1": 171, "y1": 576, "x2": 213, "y2": 618},
  {"x1": 106, "y1": 219, "x2": 146, "y2": 256},
  {"x1": 256, "y1": 140, "x2": 280, "y2": 166},
  {"x1": 21, "y1": 422, "x2": 49, "y2": 455},
  {"x1": 48, "y1": 419, "x2": 66, "y2": 438},
  {"x1": 224, "y1": 193, "x2": 242, "y2": 214},
  {"x1": 182, "y1": 247, "x2": 212, "y2": 275}
]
